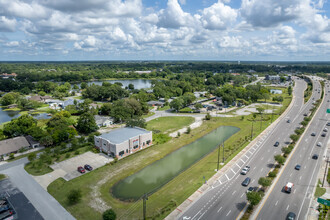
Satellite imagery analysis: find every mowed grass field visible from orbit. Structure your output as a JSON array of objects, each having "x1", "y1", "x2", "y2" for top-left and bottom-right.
[{"x1": 146, "y1": 116, "x2": 195, "y2": 133}]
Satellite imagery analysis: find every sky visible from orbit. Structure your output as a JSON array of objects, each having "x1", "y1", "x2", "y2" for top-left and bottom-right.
[{"x1": 0, "y1": 0, "x2": 330, "y2": 61}]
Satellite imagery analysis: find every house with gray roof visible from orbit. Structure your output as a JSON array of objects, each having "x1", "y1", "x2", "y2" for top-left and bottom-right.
[
  {"x1": 94, "y1": 127, "x2": 152, "y2": 158},
  {"x1": 94, "y1": 115, "x2": 114, "y2": 127},
  {"x1": 0, "y1": 136, "x2": 32, "y2": 158}
]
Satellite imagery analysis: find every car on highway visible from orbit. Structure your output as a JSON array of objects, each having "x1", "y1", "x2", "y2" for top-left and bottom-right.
[
  {"x1": 321, "y1": 133, "x2": 326, "y2": 137},
  {"x1": 77, "y1": 166, "x2": 86, "y2": 173},
  {"x1": 242, "y1": 177, "x2": 251, "y2": 186},
  {"x1": 241, "y1": 166, "x2": 250, "y2": 175},
  {"x1": 327, "y1": 122, "x2": 330, "y2": 126},
  {"x1": 324, "y1": 128, "x2": 328, "y2": 132},
  {"x1": 295, "y1": 164, "x2": 301, "y2": 170},
  {"x1": 284, "y1": 182, "x2": 294, "y2": 193},
  {"x1": 311, "y1": 132, "x2": 316, "y2": 136},
  {"x1": 274, "y1": 141, "x2": 280, "y2": 147},
  {"x1": 287, "y1": 119, "x2": 291, "y2": 123},
  {"x1": 84, "y1": 164, "x2": 93, "y2": 171},
  {"x1": 303, "y1": 113, "x2": 308, "y2": 116},
  {"x1": 312, "y1": 154, "x2": 319, "y2": 160},
  {"x1": 286, "y1": 212, "x2": 296, "y2": 220},
  {"x1": 317, "y1": 142, "x2": 322, "y2": 147}
]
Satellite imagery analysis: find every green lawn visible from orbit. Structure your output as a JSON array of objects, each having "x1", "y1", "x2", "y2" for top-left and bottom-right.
[
  {"x1": 142, "y1": 111, "x2": 155, "y2": 119},
  {"x1": 146, "y1": 116, "x2": 194, "y2": 133},
  {"x1": 315, "y1": 185, "x2": 326, "y2": 198},
  {"x1": 0, "y1": 174, "x2": 7, "y2": 181},
  {"x1": 157, "y1": 105, "x2": 170, "y2": 111}
]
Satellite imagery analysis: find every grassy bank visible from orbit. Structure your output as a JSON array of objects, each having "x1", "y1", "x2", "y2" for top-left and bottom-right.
[{"x1": 146, "y1": 116, "x2": 194, "y2": 133}]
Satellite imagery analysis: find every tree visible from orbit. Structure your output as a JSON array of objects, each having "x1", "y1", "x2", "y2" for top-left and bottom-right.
[
  {"x1": 186, "y1": 127, "x2": 191, "y2": 134},
  {"x1": 290, "y1": 134, "x2": 299, "y2": 142},
  {"x1": 126, "y1": 118, "x2": 146, "y2": 128},
  {"x1": 67, "y1": 189, "x2": 82, "y2": 205},
  {"x1": 128, "y1": 83, "x2": 134, "y2": 90},
  {"x1": 103, "y1": 209, "x2": 116, "y2": 220},
  {"x1": 76, "y1": 112, "x2": 98, "y2": 134},
  {"x1": 1, "y1": 93, "x2": 15, "y2": 106},
  {"x1": 258, "y1": 177, "x2": 272, "y2": 188},
  {"x1": 100, "y1": 103, "x2": 112, "y2": 115},
  {"x1": 281, "y1": 147, "x2": 291, "y2": 155},
  {"x1": 205, "y1": 113, "x2": 211, "y2": 120},
  {"x1": 288, "y1": 86, "x2": 292, "y2": 96},
  {"x1": 27, "y1": 152, "x2": 37, "y2": 161},
  {"x1": 80, "y1": 82, "x2": 88, "y2": 89},
  {"x1": 195, "y1": 103, "x2": 203, "y2": 110},
  {"x1": 170, "y1": 98, "x2": 184, "y2": 111},
  {"x1": 40, "y1": 135, "x2": 54, "y2": 147},
  {"x1": 274, "y1": 154, "x2": 286, "y2": 165},
  {"x1": 246, "y1": 191, "x2": 263, "y2": 206},
  {"x1": 256, "y1": 107, "x2": 264, "y2": 114},
  {"x1": 3, "y1": 115, "x2": 38, "y2": 138}
]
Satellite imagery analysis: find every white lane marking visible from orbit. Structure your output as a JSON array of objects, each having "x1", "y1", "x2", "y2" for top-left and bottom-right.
[
  {"x1": 231, "y1": 168, "x2": 236, "y2": 174},
  {"x1": 300, "y1": 176, "x2": 302, "y2": 180},
  {"x1": 226, "y1": 210, "x2": 232, "y2": 216},
  {"x1": 240, "y1": 158, "x2": 245, "y2": 163},
  {"x1": 275, "y1": 201, "x2": 278, "y2": 206},
  {"x1": 225, "y1": 174, "x2": 229, "y2": 180},
  {"x1": 286, "y1": 205, "x2": 290, "y2": 210},
  {"x1": 232, "y1": 190, "x2": 236, "y2": 195},
  {"x1": 197, "y1": 211, "x2": 206, "y2": 220},
  {"x1": 191, "y1": 210, "x2": 201, "y2": 220},
  {"x1": 261, "y1": 168, "x2": 264, "y2": 172},
  {"x1": 253, "y1": 167, "x2": 256, "y2": 170},
  {"x1": 241, "y1": 193, "x2": 245, "y2": 198},
  {"x1": 217, "y1": 207, "x2": 222, "y2": 213},
  {"x1": 290, "y1": 173, "x2": 292, "y2": 177},
  {"x1": 235, "y1": 163, "x2": 241, "y2": 169},
  {"x1": 252, "y1": 179, "x2": 255, "y2": 183},
  {"x1": 261, "y1": 157, "x2": 264, "y2": 161},
  {"x1": 244, "y1": 155, "x2": 249, "y2": 159},
  {"x1": 294, "y1": 189, "x2": 296, "y2": 194}
]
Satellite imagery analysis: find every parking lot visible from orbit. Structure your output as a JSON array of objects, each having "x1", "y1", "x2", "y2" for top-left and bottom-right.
[
  {"x1": 34, "y1": 151, "x2": 113, "y2": 189},
  {"x1": 0, "y1": 178, "x2": 43, "y2": 220}
]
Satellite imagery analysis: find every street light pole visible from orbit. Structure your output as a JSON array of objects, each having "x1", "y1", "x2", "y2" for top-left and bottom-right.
[
  {"x1": 217, "y1": 143, "x2": 220, "y2": 171},
  {"x1": 251, "y1": 121, "x2": 254, "y2": 139},
  {"x1": 222, "y1": 141, "x2": 225, "y2": 163}
]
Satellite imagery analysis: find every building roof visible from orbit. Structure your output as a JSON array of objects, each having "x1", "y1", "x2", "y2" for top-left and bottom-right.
[
  {"x1": 94, "y1": 115, "x2": 113, "y2": 124},
  {"x1": 98, "y1": 127, "x2": 151, "y2": 144},
  {"x1": 0, "y1": 136, "x2": 30, "y2": 155}
]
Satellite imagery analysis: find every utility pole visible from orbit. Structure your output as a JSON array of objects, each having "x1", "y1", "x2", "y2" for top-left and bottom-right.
[
  {"x1": 322, "y1": 157, "x2": 329, "y2": 187},
  {"x1": 217, "y1": 143, "x2": 220, "y2": 171},
  {"x1": 251, "y1": 121, "x2": 254, "y2": 139},
  {"x1": 222, "y1": 141, "x2": 225, "y2": 163},
  {"x1": 271, "y1": 105, "x2": 274, "y2": 123},
  {"x1": 143, "y1": 194, "x2": 148, "y2": 220},
  {"x1": 260, "y1": 113, "x2": 262, "y2": 130}
]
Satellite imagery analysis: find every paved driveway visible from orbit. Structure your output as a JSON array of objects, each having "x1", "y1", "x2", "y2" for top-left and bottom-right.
[{"x1": 34, "y1": 152, "x2": 112, "y2": 189}]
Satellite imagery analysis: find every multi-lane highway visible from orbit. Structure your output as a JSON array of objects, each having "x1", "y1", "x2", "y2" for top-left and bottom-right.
[
  {"x1": 255, "y1": 80, "x2": 329, "y2": 220},
  {"x1": 179, "y1": 77, "x2": 322, "y2": 220}
]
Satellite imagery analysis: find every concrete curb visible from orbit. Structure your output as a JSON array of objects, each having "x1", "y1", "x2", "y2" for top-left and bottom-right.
[
  {"x1": 166, "y1": 82, "x2": 297, "y2": 220},
  {"x1": 251, "y1": 79, "x2": 324, "y2": 220}
]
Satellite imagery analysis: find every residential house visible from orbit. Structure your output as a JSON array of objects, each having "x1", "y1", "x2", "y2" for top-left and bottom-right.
[
  {"x1": 0, "y1": 136, "x2": 37, "y2": 158},
  {"x1": 94, "y1": 115, "x2": 114, "y2": 127}
]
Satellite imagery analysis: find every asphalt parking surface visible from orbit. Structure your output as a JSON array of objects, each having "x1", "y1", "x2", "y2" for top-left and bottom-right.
[{"x1": 0, "y1": 178, "x2": 43, "y2": 220}]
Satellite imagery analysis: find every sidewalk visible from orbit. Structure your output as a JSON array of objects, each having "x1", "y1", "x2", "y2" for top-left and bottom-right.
[{"x1": 307, "y1": 137, "x2": 330, "y2": 220}]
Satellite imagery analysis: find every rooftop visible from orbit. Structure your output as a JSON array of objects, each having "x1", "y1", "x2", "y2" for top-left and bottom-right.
[
  {"x1": 99, "y1": 127, "x2": 151, "y2": 144},
  {"x1": 0, "y1": 136, "x2": 30, "y2": 155}
]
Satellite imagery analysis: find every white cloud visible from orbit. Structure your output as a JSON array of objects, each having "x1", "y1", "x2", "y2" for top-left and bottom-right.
[
  {"x1": 201, "y1": 1, "x2": 237, "y2": 30},
  {"x1": 0, "y1": 0, "x2": 48, "y2": 19},
  {"x1": 0, "y1": 16, "x2": 17, "y2": 32}
]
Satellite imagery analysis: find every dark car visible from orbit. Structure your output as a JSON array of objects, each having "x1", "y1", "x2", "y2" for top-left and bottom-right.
[
  {"x1": 303, "y1": 113, "x2": 308, "y2": 116},
  {"x1": 242, "y1": 177, "x2": 251, "y2": 186},
  {"x1": 286, "y1": 212, "x2": 296, "y2": 220},
  {"x1": 312, "y1": 154, "x2": 319, "y2": 160},
  {"x1": 84, "y1": 164, "x2": 93, "y2": 171},
  {"x1": 77, "y1": 166, "x2": 86, "y2": 173},
  {"x1": 274, "y1": 141, "x2": 280, "y2": 147},
  {"x1": 311, "y1": 132, "x2": 316, "y2": 136},
  {"x1": 246, "y1": 186, "x2": 256, "y2": 193},
  {"x1": 287, "y1": 119, "x2": 291, "y2": 123},
  {"x1": 295, "y1": 164, "x2": 301, "y2": 170},
  {"x1": 327, "y1": 122, "x2": 330, "y2": 126},
  {"x1": 321, "y1": 133, "x2": 326, "y2": 137}
]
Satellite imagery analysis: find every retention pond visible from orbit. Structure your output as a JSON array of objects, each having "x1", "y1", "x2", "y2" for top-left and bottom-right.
[{"x1": 112, "y1": 126, "x2": 240, "y2": 201}]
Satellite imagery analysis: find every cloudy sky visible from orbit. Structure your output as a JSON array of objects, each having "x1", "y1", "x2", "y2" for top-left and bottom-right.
[{"x1": 0, "y1": 0, "x2": 330, "y2": 61}]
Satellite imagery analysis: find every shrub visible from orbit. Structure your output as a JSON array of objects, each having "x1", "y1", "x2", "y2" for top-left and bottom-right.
[
  {"x1": 28, "y1": 153, "x2": 37, "y2": 161},
  {"x1": 177, "y1": 132, "x2": 181, "y2": 137},
  {"x1": 281, "y1": 147, "x2": 292, "y2": 155},
  {"x1": 153, "y1": 133, "x2": 171, "y2": 144},
  {"x1": 290, "y1": 134, "x2": 299, "y2": 143},
  {"x1": 65, "y1": 153, "x2": 71, "y2": 158},
  {"x1": 74, "y1": 150, "x2": 80, "y2": 155},
  {"x1": 103, "y1": 209, "x2": 116, "y2": 220},
  {"x1": 186, "y1": 127, "x2": 191, "y2": 134},
  {"x1": 205, "y1": 113, "x2": 211, "y2": 120},
  {"x1": 274, "y1": 154, "x2": 286, "y2": 165},
  {"x1": 67, "y1": 189, "x2": 82, "y2": 205},
  {"x1": 268, "y1": 171, "x2": 277, "y2": 178},
  {"x1": 9, "y1": 153, "x2": 15, "y2": 160},
  {"x1": 258, "y1": 177, "x2": 272, "y2": 188},
  {"x1": 246, "y1": 191, "x2": 264, "y2": 206}
]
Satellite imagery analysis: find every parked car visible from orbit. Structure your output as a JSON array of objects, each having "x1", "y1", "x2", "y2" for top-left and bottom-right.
[
  {"x1": 274, "y1": 141, "x2": 280, "y2": 147},
  {"x1": 84, "y1": 164, "x2": 93, "y2": 171},
  {"x1": 242, "y1": 177, "x2": 251, "y2": 186},
  {"x1": 295, "y1": 164, "x2": 301, "y2": 170},
  {"x1": 284, "y1": 182, "x2": 294, "y2": 193},
  {"x1": 312, "y1": 154, "x2": 319, "y2": 160},
  {"x1": 77, "y1": 166, "x2": 86, "y2": 173},
  {"x1": 286, "y1": 212, "x2": 296, "y2": 220},
  {"x1": 324, "y1": 128, "x2": 328, "y2": 132},
  {"x1": 317, "y1": 142, "x2": 322, "y2": 147},
  {"x1": 321, "y1": 133, "x2": 326, "y2": 137},
  {"x1": 241, "y1": 166, "x2": 250, "y2": 175},
  {"x1": 311, "y1": 132, "x2": 316, "y2": 136},
  {"x1": 327, "y1": 122, "x2": 330, "y2": 126}
]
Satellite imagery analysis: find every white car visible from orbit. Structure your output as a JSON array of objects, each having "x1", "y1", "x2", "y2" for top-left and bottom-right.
[
  {"x1": 284, "y1": 182, "x2": 294, "y2": 193},
  {"x1": 324, "y1": 128, "x2": 328, "y2": 132},
  {"x1": 241, "y1": 166, "x2": 250, "y2": 175},
  {"x1": 317, "y1": 142, "x2": 322, "y2": 147}
]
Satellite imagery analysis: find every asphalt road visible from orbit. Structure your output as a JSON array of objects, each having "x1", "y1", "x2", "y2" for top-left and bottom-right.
[
  {"x1": 179, "y1": 78, "x2": 321, "y2": 220},
  {"x1": 0, "y1": 178, "x2": 43, "y2": 220},
  {"x1": 255, "y1": 81, "x2": 330, "y2": 220},
  {"x1": 0, "y1": 158, "x2": 75, "y2": 220}
]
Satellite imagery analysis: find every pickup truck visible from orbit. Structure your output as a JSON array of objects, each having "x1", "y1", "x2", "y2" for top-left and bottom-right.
[{"x1": 284, "y1": 182, "x2": 294, "y2": 193}]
